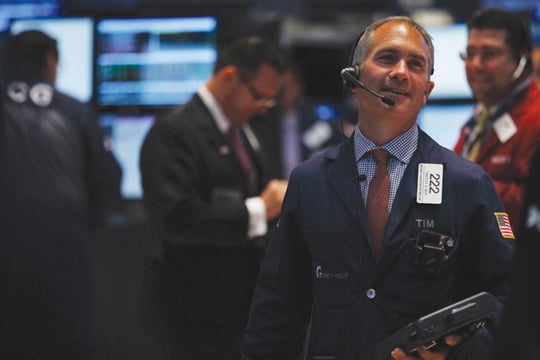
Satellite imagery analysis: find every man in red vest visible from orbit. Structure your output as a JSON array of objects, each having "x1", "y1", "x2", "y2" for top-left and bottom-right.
[{"x1": 454, "y1": 8, "x2": 540, "y2": 227}]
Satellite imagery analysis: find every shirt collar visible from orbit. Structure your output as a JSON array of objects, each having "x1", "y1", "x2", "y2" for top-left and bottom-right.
[
  {"x1": 354, "y1": 124, "x2": 418, "y2": 164},
  {"x1": 197, "y1": 86, "x2": 231, "y2": 134},
  {"x1": 475, "y1": 103, "x2": 493, "y2": 117}
]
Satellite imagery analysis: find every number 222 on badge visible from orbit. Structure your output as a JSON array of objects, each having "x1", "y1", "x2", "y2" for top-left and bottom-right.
[{"x1": 417, "y1": 163, "x2": 443, "y2": 204}]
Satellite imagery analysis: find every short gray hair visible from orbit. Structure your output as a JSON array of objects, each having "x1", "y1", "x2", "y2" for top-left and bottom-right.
[{"x1": 352, "y1": 16, "x2": 434, "y2": 76}]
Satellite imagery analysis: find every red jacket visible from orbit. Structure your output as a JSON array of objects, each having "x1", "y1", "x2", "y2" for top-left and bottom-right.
[{"x1": 455, "y1": 81, "x2": 540, "y2": 227}]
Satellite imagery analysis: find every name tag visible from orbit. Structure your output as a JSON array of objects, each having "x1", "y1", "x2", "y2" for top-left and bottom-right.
[
  {"x1": 493, "y1": 113, "x2": 517, "y2": 144},
  {"x1": 417, "y1": 163, "x2": 443, "y2": 204}
]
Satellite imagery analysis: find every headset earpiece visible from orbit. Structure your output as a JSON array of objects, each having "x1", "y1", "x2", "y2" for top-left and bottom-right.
[
  {"x1": 340, "y1": 29, "x2": 396, "y2": 106},
  {"x1": 342, "y1": 65, "x2": 359, "y2": 88},
  {"x1": 342, "y1": 30, "x2": 365, "y2": 89},
  {"x1": 512, "y1": 55, "x2": 527, "y2": 81}
]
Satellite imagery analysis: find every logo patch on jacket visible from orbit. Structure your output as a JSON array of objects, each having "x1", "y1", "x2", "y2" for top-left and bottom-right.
[
  {"x1": 315, "y1": 265, "x2": 349, "y2": 279},
  {"x1": 494, "y1": 212, "x2": 515, "y2": 239}
]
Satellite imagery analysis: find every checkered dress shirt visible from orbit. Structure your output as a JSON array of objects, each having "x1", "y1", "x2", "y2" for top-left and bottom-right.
[{"x1": 354, "y1": 124, "x2": 418, "y2": 212}]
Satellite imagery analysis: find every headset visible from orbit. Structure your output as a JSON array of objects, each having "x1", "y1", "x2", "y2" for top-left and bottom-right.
[
  {"x1": 512, "y1": 55, "x2": 527, "y2": 81},
  {"x1": 340, "y1": 31, "x2": 396, "y2": 106},
  {"x1": 341, "y1": 31, "x2": 365, "y2": 90}
]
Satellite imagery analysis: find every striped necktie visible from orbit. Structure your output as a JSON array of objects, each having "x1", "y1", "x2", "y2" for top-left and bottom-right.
[{"x1": 227, "y1": 127, "x2": 256, "y2": 195}]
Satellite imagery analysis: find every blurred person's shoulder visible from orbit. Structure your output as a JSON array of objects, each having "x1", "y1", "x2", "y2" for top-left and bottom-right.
[{"x1": 51, "y1": 89, "x2": 96, "y2": 120}]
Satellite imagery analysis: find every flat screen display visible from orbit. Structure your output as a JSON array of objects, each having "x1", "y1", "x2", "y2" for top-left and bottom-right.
[
  {"x1": 482, "y1": 0, "x2": 540, "y2": 11},
  {"x1": 100, "y1": 113, "x2": 155, "y2": 199},
  {"x1": 424, "y1": 23, "x2": 473, "y2": 101},
  {"x1": 95, "y1": 16, "x2": 217, "y2": 107},
  {"x1": 417, "y1": 103, "x2": 475, "y2": 149},
  {"x1": 0, "y1": 0, "x2": 60, "y2": 32},
  {"x1": 10, "y1": 17, "x2": 94, "y2": 103}
]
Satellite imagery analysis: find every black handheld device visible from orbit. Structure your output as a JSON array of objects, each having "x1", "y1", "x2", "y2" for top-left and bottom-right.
[{"x1": 373, "y1": 292, "x2": 497, "y2": 360}]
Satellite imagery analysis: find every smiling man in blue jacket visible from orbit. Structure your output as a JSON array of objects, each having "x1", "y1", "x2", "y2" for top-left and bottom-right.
[{"x1": 242, "y1": 16, "x2": 514, "y2": 360}]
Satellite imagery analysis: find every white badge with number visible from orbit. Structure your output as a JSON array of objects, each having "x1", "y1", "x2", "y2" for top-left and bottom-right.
[
  {"x1": 493, "y1": 113, "x2": 517, "y2": 144},
  {"x1": 417, "y1": 163, "x2": 443, "y2": 204}
]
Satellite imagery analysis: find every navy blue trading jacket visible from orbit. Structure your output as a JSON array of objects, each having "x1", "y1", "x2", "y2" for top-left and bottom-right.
[{"x1": 242, "y1": 128, "x2": 514, "y2": 360}]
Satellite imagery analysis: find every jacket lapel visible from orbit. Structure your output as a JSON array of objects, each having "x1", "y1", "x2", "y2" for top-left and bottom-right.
[
  {"x1": 326, "y1": 137, "x2": 371, "y2": 236},
  {"x1": 384, "y1": 160, "x2": 418, "y2": 243},
  {"x1": 384, "y1": 131, "x2": 446, "y2": 250},
  {"x1": 191, "y1": 95, "x2": 255, "y2": 193},
  {"x1": 242, "y1": 125, "x2": 267, "y2": 187},
  {"x1": 323, "y1": 131, "x2": 447, "y2": 263},
  {"x1": 371, "y1": 131, "x2": 444, "y2": 274}
]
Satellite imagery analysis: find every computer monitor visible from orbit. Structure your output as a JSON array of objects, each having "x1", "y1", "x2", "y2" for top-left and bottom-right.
[
  {"x1": 424, "y1": 23, "x2": 473, "y2": 101},
  {"x1": 95, "y1": 16, "x2": 217, "y2": 108},
  {"x1": 9, "y1": 17, "x2": 94, "y2": 103},
  {"x1": 0, "y1": 0, "x2": 60, "y2": 32},
  {"x1": 417, "y1": 103, "x2": 475, "y2": 150},
  {"x1": 482, "y1": 0, "x2": 540, "y2": 11},
  {"x1": 99, "y1": 113, "x2": 155, "y2": 199}
]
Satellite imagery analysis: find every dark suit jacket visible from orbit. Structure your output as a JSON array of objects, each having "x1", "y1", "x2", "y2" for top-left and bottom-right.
[
  {"x1": 140, "y1": 94, "x2": 270, "y2": 251},
  {"x1": 139, "y1": 94, "x2": 271, "y2": 354}
]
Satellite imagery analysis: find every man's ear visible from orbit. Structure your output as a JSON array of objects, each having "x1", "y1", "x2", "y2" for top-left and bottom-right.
[
  {"x1": 212, "y1": 65, "x2": 241, "y2": 98},
  {"x1": 423, "y1": 80, "x2": 435, "y2": 104},
  {"x1": 43, "y1": 52, "x2": 58, "y2": 84},
  {"x1": 219, "y1": 65, "x2": 238, "y2": 82}
]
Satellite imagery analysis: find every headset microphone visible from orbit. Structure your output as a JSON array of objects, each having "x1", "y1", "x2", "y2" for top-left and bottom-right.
[
  {"x1": 340, "y1": 67, "x2": 395, "y2": 106},
  {"x1": 353, "y1": 174, "x2": 367, "y2": 182}
]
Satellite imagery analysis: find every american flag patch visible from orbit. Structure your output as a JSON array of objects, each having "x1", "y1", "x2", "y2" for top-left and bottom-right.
[{"x1": 495, "y1": 212, "x2": 515, "y2": 239}]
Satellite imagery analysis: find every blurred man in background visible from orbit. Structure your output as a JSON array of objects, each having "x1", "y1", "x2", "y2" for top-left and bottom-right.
[
  {"x1": 250, "y1": 61, "x2": 357, "y2": 181},
  {"x1": 140, "y1": 36, "x2": 287, "y2": 359},
  {"x1": 1, "y1": 30, "x2": 122, "y2": 359},
  {"x1": 454, "y1": 7, "x2": 540, "y2": 226}
]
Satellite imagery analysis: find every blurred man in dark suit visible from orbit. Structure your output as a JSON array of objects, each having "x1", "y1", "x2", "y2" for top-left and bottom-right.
[{"x1": 139, "y1": 36, "x2": 287, "y2": 359}]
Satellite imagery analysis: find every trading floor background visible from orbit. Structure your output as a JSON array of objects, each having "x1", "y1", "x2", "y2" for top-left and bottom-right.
[{"x1": 1, "y1": 0, "x2": 539, "y2": 358}]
